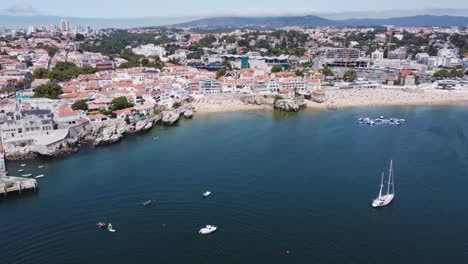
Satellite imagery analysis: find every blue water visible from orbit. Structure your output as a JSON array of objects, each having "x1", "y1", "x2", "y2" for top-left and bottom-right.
[{"x1": 2, "y1": 106, "x2": 468, "y2": 264}]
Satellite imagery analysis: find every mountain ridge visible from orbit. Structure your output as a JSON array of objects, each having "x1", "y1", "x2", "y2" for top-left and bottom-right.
[
  {"x1": 0, "y1": 14, "x2": 467, "y2": 29},
  {"x1": 171, "y1": 15, "x2": 468, "y2": 28}
]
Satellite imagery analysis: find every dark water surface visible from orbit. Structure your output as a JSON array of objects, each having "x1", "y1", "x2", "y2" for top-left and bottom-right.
[{"x1": 2, "y1": 106, "x2": 468, "y2": 264}]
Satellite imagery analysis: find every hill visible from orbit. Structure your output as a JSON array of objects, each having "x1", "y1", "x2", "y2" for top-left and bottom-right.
[{"x1": 170, "y1": 15, "x2": 468, "y2": 28}]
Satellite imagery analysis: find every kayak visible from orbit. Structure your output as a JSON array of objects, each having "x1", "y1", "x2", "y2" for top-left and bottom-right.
[
  {"x1": 108, "y1": 223, "x2": 116, "y2": 232},
  {"x1": 96, "y1": 222, "x2": 107, "y2": 228}
]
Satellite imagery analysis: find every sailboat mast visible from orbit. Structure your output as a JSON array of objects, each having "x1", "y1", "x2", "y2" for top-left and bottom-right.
[
  {"x1": 387, "y1": 160, "x2": 393, "y2": 195},
  {"x1": 391, "y1": 160, "x2": 395, "y2": 194},
  {"x1": 378, "y1": 172, "x2": 384, "y2": 198}
]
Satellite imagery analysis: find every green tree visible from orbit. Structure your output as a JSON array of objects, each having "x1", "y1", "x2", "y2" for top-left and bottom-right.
[
  {"x1": 433, "y1": 69, "x2": 465, "y2": 79},
  {"x1": 33, "y1": 83, "x2": 63, "y2": 99},
  {"x1": 172, "y1": 102, "x2": 182, "y2": 109},
  {"x1": 343, "y1": 70, "x2": 358, "y2": 81},
  {"x1": 46, "y1": 62, "x2": 98, "y2": 82},
  {"x1": 71, "y1": 100, "x2": 89, "y2": 111},
  {"x1": 271, "y1": 65, "x2": 283, "y2": 73},
  {"x1": 216, "y1": 68, "x2": 227, "y2": 79},
  {"x1": 75, "y1": 33, "x2": 85, "y2": 41},
  {"x1": 111, "y1": 96, "x2": 133, "y2": 111},
  {"x1": 321, "y1": 66, "x2": 334, "y2": 77},
  {"x1": 295, "y1": 70, "x2": 304, "y2": 77},
  {"x1": 33, "y1": 68, "x2": 49, "y2": 79}
]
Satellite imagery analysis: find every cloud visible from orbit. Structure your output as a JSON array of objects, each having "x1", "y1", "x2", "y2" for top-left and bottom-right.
[{"x1": 7, "y1": 4, "x2": 37, "y2": 14}]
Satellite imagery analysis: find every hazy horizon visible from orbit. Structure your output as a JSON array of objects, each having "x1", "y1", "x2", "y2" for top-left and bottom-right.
[{"x1": 1, "y1": 1, "x2": 468, "y2": 19}]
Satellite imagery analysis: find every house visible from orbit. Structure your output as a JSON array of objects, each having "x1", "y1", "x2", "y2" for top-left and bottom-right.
[
  {"x1": 56, "y1": 107, "x2": 86, "y2": 126},
  {"x1": 0, "y1": 109, "x2": 55, "y2": 141},
  {"x1": 86, "y1": 114, "x2": 109, "y2": 123},
  {"x1": 134, "y1": 103, "x2": 155, "y2": 116},
  {"x1": 397, "y1": 70, "x2": 419, "y2": 86},
  {"x1": 113, "y1": 107, "x2": 135, "y2": 120},
  {"x1": 386, "y1": 77, "x2": 397, "y2": 85}
]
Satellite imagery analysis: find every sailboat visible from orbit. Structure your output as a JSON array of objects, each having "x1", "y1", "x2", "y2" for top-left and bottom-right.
[{"x1": 372, "y1": 160, "x2": 395, "y2": 208}]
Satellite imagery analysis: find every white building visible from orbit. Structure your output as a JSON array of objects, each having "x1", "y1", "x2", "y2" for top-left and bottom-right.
[
  {"x1": 371, "y1": 50, "x2": 384, "y2": 61},
  {"x1": 200, "y1": 79, "x2": 222, "y2": 95},
  {"x1": 60, "y1": 19, "x2": 70, "y2": 32},
  {"x1": 132, "y1": 44, "x2": 166, "y2": 58}
]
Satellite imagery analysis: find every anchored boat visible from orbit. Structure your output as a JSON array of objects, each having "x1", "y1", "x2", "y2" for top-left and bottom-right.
[
  {"x1": 142, "y1": 200, "x2": 153, "y2": 206},
  {"x1": 199, "y1": 225, "x2": 217, "y2": 235},
  {"x1": 372, "y1": 160, "x2": 395, "y2": 208}
]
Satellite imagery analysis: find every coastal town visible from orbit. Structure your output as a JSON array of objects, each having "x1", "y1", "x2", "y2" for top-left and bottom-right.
[
  {"x1": 3, "y1": 0, "x2": 468, "y2": 263},
  {"x1": 0, "y1": 20, "x2": 467, "y2": 161}
]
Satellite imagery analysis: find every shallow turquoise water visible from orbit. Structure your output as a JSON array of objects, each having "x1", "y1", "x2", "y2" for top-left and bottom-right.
[{"x1": 2, "y1": 106, "x2": 468, "y2": 264}]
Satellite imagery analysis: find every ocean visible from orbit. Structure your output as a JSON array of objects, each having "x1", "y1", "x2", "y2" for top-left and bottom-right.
[{"x1": 1, "y1": 106, "x2": 468, "y2": 264}]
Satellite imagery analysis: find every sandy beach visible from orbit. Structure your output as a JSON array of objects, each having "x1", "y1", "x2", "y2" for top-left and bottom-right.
[
  {"x1": 190, "y1": 89, "x2": 468, "y2": 113},
  {"x1": 315, "y1": 88, "x2": 468, "y2": 109},
  {"x1": 189, "y1": 95, "x2": 271, "y2": 113}
]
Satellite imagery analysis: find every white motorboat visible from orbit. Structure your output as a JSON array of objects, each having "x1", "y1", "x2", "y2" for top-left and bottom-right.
[
  {"x1": 372, "y1": 160, "x2": 395, "y2": 208},
  {"x1": 18, "y1": 169, "x2": 24, "y2": 172},
  {"x1": 203, "y1": 191, "x2": 211, "y2": 197},
  {"x1": 38, "y1": 165, "x2": 44, "y2": 168},
  {"x1": 35, "y1": 175, "x2": 45, "y2": 179},
  {"x1": 20, "y1": 164, "x2": 26, "y2": 167},
  {"x1": 22, "y1": 174, "x2": 32, "y2": 177},
  {"x1": 199, "y1": 225, "x2": 217, "y2": 235}
]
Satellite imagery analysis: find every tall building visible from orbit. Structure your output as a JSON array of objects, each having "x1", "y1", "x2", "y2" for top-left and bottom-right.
[{"x1": 60, "y1": 19, "x2": 70, "y2": 32}]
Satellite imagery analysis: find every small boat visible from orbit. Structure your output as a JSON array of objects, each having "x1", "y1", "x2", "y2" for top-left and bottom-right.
[
  {"x1": 199, "y1": 225, "x2": 217, "y2": 235},
  {"x1": 38, "y1": 165, "x2": 44, "y2": 168},
  {"x1": 108, "y1": 223, "x2": 116, "y2": 232},
  {"x1": 153, "y1": 137, "x2": 159, "y2": 140},
  {"x1": 379, "y1": 116, "x2": 385, "y2": 119},
  {"x1": 35, "y1": 175, "x2": 45, "y2": 179},
  {"x1": 20, "y1": 164, "x2": 26, "y2": 167},
  {"x1": 22, "y1": 174, "x2": 32, "y2": 177},
  {"x1": 96, "y1": 222, "x2": 107, "y2": 228},
  {"x1": 18, "y1": 169, "x2": 24, "y2": 172},
  {"x1": 372, "y1": 160, "x2": 395, "y2": 208},
  {"x1": 142, "y1": 200, "x2": 153, "y2": 206},
  {"x1": 203, "y1": 191, "x2": 211, "y2": 197}
]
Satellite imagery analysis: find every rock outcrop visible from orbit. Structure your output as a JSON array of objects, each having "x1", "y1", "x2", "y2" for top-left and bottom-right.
[
  {"x1": 161, "y1": 111, "x2": 181, "y2": 125},
  {"x1": 183, "y1": 109, "x2": 193, "y2": 119},
  {"x1": 240, "y1": 95, "x2": 274, "y2": 106},
  {"x1": 93, "y1": 115, "x2": 162, "y2": 146},
  {"x1": 4, "y1": 114, "x2": 168, "y2": 160},
  {"x1": 274, "y1": 98, "x2": 307, "y2": 112}
]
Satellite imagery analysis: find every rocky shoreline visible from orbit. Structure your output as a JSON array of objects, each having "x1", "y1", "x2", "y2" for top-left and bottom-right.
[
  {"x1": 4, "y1": 95, "x2": 312, "y2": 161},
  {"x1": 4, "y1": 108, "x2": 193, "y2": 161}
]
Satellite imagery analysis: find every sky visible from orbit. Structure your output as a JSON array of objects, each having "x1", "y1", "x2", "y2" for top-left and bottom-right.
[{"x1": 1, "y1": 0, "x2": 468, "y2": 18}]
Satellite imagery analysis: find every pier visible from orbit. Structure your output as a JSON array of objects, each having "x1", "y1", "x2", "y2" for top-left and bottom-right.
[{"x1": 0, "y1": 142, "x2": 38, "y2": 198}]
